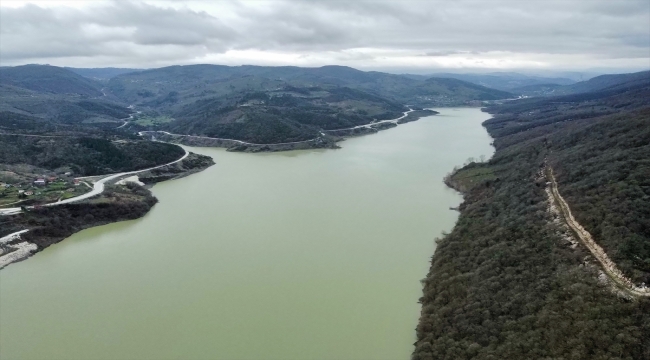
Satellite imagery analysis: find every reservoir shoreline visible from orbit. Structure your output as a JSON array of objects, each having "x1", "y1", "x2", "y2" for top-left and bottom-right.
[
  {"x1": 0, "y1": 109, "x2": 434, "y2": 270},
  {"x1": 0, "y1": 152, "x2": 214, "y2": 270},
  {"x1": 139, "y1": 109, "x2": 438, "y2": 152},
  {"x1": 0, "y1": 108, "x2": 494, "y2": 360}
]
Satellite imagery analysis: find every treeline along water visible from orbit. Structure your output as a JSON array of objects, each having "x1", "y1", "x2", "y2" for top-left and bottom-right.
[{"x1": 0, "y1": 108, "x2": 493, "y2": 360}]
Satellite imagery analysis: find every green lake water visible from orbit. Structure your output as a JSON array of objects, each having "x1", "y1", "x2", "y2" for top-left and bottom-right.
[{"x1": 0, "y1": 108, "x2": 493, "y2": 360}]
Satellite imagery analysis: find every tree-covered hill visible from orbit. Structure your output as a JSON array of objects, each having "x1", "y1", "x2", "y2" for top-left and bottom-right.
[
  {"x1": 0, "y1": 64, "x2": 103, "y2": 96},
  {"x1": 0, "y1": 136, "x2": 184, "y2": 176},
  {"x1": 65, "y1": 67, "x2": 142, "y2": 80},
  {"x1": 107, "y1": 64, "x2": 513, "y2": 108},
  {"x1": 414, "y1": 76, "x2": 650, "y2": 359},
  {"x1": 1, "y1": 64, "x2": 510, "y2": 144},
  {"x1": 429, "y1": 72, "x2": 576, "y2": 91},
  {"x1": 562, "y1": 70, "x2": 650, "y2": 94},
  {"x1": 164, "y1": 86, "x2": 407, "y2": 143},
  {"x1": 0, "y1": 65, "x2": 133, "y2": 129},
  {"x1": 511, "y1": 70, "x2": 650, "y2": 97}
]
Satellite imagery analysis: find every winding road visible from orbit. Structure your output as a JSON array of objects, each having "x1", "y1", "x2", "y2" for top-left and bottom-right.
[
  {"x1": 140, "y1": 130, "x2": 322, "y2": 146},
  {"x1": 116, "y1": 109, "x2": 141, "y2": 129},
  {"x1": 140, "y1": 109, "x2": 415, "y2": 145},
  {"x1": 1, "y1": 108, "x2": 415, "y2": 216},
  {"x1": 324, "y1": 108, "x2": 414, "y2": 132},
  {"x1": 0, "y1": 148, "x2": 189, "y2": 216}
]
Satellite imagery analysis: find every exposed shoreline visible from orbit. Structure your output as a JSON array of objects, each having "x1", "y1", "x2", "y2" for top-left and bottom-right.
[{"x1": 139, "y1": 109, "x2": 438, "y2": 152}]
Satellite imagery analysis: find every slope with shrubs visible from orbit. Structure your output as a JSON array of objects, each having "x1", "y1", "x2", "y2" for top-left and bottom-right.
[
  {"x1": 0, "y1": 136, "x2": 185, "y2": 176},
  {"x1": 0, "y1": 65, "x2": 132, "y2": 128},
  {"x1": 164, "y1": 86, "x2": 407, "y2": 143},
  {"x1": 413, "y1": 78, "x2": 650, "y2": 359}
]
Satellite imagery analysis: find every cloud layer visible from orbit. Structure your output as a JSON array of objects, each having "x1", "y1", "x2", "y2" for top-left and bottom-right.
[{"x1": 1, "y1": 0, "x2": 648, "y2": 72}]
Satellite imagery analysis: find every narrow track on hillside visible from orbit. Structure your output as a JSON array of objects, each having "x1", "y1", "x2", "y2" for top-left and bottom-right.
[{"x1": 545, "y1": 165, "x2": 650, "y2": 298}]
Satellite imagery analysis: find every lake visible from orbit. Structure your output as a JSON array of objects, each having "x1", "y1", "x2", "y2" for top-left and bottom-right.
[{"x1": 0, "y1": 108, "x2": 493, "y2": 360}]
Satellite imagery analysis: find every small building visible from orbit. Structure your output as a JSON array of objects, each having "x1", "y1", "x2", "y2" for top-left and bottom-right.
[
  {"x1": 73, "y1": 179, "x2": 80, "y2": 186},
  {"x1": 18, "y1": 190, "x2": 25, "y2": 194},
  {"x1": 24, "y1": 191, "x2": 33, "y2": 196},
  {"x1": 64, "y1": 172, "x2": 72, "y2": 176},
  {"x1": 34, "y1": 179, "x2": 46, "y2": 186}
]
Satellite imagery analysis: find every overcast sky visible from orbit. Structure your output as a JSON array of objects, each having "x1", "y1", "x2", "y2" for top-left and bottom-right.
[{"x1": 1, "y1": 0, "x2": 648, "y2": 74}]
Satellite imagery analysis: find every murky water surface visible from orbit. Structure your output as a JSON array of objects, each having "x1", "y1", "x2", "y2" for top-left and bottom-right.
[{"x1": 0, "y1": 108, "x2": 493, "y2": 360}]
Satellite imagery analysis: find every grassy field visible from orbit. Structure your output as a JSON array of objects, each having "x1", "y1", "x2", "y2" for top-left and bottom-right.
[
  {"x1": 133, "y1": 115, "x2": 174, "y2": 127},
  {"x1": 446, "y1": 163, "x2": 497, "y2": 193},
  {"x1": 0, "y1": 179, "x2": 90, "y2": 208}
]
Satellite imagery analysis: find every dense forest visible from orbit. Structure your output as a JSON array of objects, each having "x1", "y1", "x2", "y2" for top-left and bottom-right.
[
  {"x1": 413, "y1": 76, "x2": 650, "y2": 359},
  {"x1": 0, "y1": 64, "x2": 102, "y2": 97},
  {"x1": 106, "y1": 64, "x2": 512, "y2": 109},
  {"x1": 0, "y1": 136, "x2": 185, "y2": 176},
  {"x1": 0, "y1": 66, "x2": 135, "y2": 133},
  {"x1": 164, "y1": 86, "x2": 407, "y2": 143}
]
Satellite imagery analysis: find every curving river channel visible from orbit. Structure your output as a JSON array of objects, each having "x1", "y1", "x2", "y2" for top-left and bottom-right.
[{"x1": 0, "y1": 108, "x2": 493, "y2": 360}]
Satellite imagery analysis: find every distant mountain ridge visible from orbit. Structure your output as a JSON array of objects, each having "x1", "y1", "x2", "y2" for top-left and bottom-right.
[
  {"x1": 66, "y1": 67, "x2": 142, "y2": 80},
  {"x1": 429, "y1": 72, "x2": 576, "y2": 91},
  {"x1": 511, "y1": 70, "x2": 650, "y2": 96},
  {"x1": 562, "y1": 70, "x2": 650, "y2": 93},
  {"x1": 3, "y1": 63, "x2": 645, "y2": 146},
  {"x1": 0, "y1": 64, "x2": 103, "y2": 97},
  {"x1": 107, "y1": 63, "x2": 513, "y2": 107},
  {"x1": 0, "y1": 65, "x2": 131, "y2": 130}
]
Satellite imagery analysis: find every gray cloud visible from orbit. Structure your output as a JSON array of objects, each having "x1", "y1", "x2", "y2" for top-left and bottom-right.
[{"x1": 0, "y1": 0, "x2": 648, "y2": 71}]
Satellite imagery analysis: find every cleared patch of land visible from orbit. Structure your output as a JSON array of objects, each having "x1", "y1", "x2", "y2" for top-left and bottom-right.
[{"x1": 133, "y1": 115, "x2": 174, "y2": 127}]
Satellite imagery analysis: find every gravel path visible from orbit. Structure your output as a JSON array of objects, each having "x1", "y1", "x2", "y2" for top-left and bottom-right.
[{"x1": 546, "y1": 165, "x2": 650, "y2": 297}]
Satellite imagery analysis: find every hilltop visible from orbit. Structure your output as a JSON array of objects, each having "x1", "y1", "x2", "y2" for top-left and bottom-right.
[
  {"x1": 1, "y1": 64, "x2": 512, "y2": 146},
  {"x1": 511, "y1": 70, "x2": 650, "y2": 96},
  {"x1": 0, "y1": 65, "x2": 103, "y2": 97},
  {"x1": 106, "y1": 64, "x2": 512, "y2": 110},
  {"x1": 429, "y1": 72, "x2": 576, "y2": 91},
  {"x1": 0, "y1": 66, "x2": 132, "y2": 131}
]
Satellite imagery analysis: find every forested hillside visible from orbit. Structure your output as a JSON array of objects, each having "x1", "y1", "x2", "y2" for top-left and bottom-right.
[
  {"x1": 430, "y1": 72, "x2": 576, "y2": 91},
  {"x1": 0, "y1": 64, "x2": 102, "y2": 96},
  {"x1": 511, "y1": 70, "x2": 650, "y2": 97},
  {"x1": 165, "y1": 86, "x2": 407, "y2": 144},
  {"x1": 1, "y1": 64, "x2": 510, "y2": 145},
  {"x1": 0, "y1": 65, "x2": 132, "y2": 129},
  {"x1": 414, "y1": 76, "x2": 650, "y2": 359},
  {"x1": 107, "y1": 64, "x2": 512, "y2": 109},
  {"x1": 66, "y1": 67, "x2": 141, "y2": 80},
  {"x1": 0, "y1": 136, "x2": 184, "y2": 176}
]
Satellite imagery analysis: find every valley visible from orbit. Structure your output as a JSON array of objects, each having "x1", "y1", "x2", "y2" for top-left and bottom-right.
[
  {"x1": 0, "y1": 108, "x2": 493, "y2": 359},
  {"x1": 1, "y1": 61, "x2": 648, "y2": 360}
]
